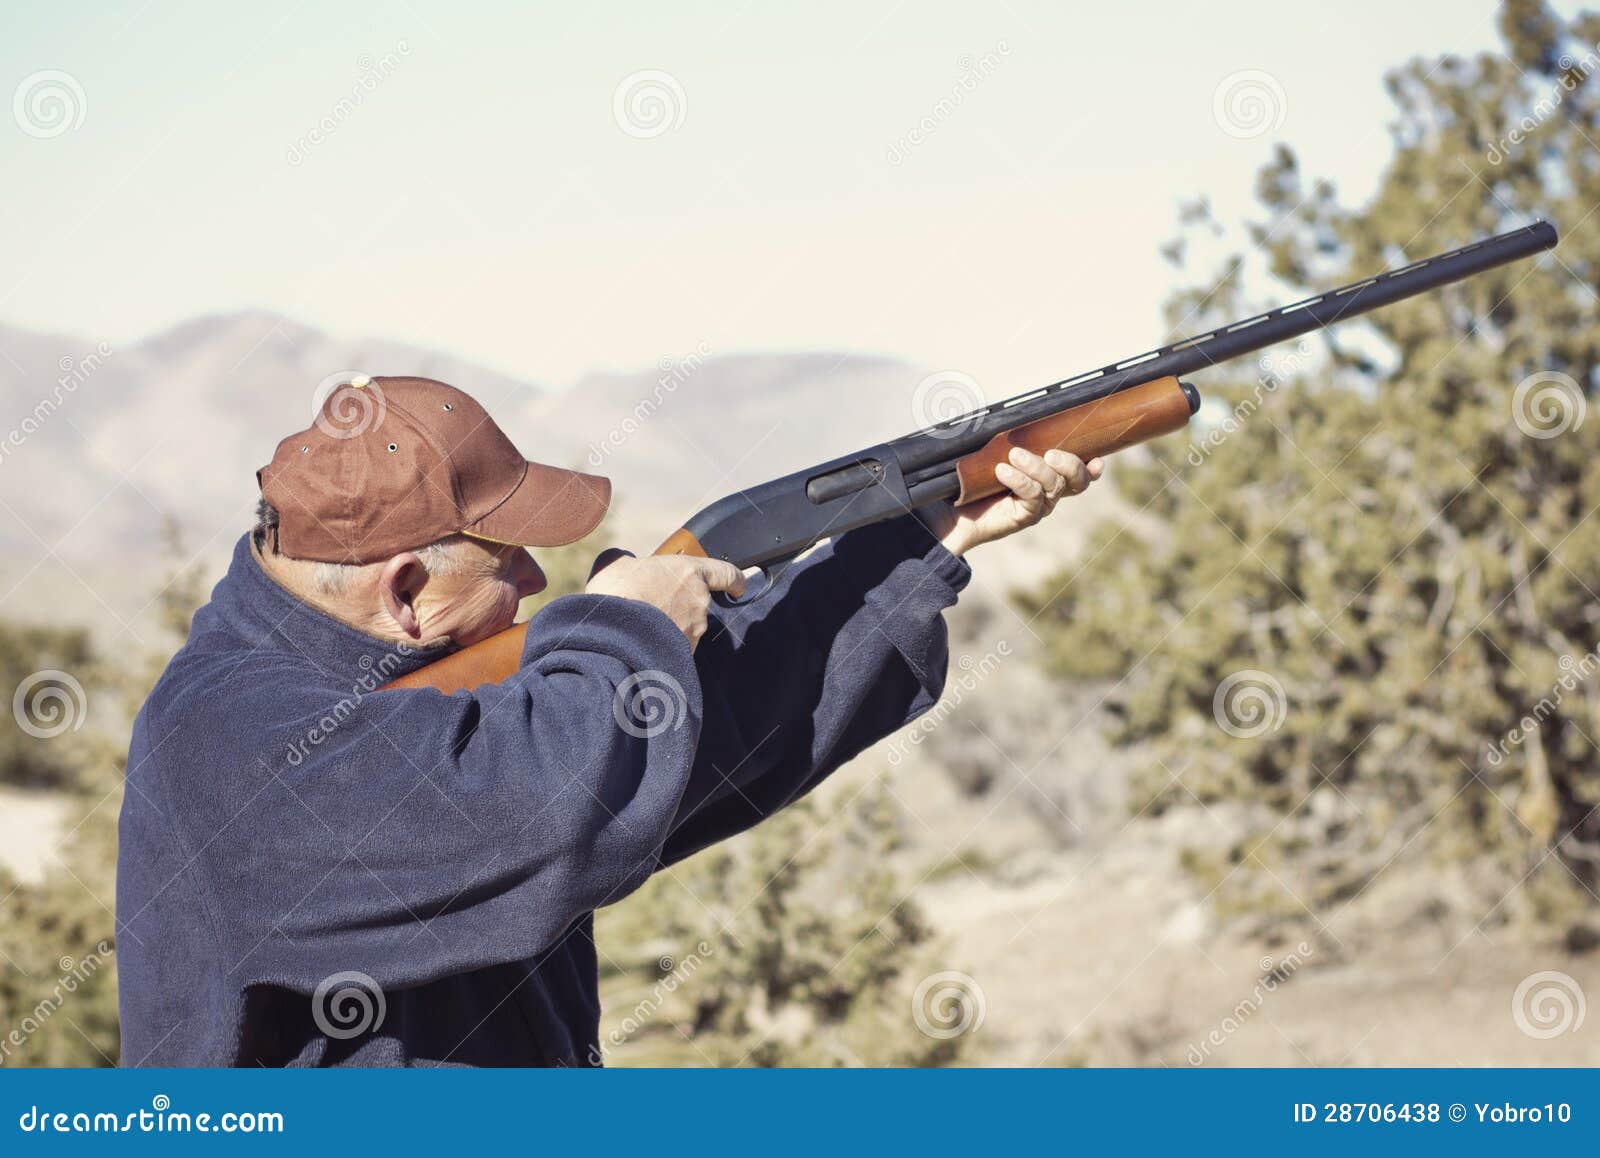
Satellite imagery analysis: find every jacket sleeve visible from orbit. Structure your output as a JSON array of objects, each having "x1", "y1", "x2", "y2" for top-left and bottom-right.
[
  {"x1": 194, "y1": 594, "x2": 704, "y2": 993},
  {"x1": 661, "y1": 514, "x2": 970, "y2": 864}
]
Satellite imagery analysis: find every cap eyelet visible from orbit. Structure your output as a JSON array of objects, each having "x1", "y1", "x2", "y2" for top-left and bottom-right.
[
  {"x1": 387, "y1": 443, "x2": 398, "y2": 453},
  {"x1": 300, "y1": 445, "x2": 309, "y2": 453},
  {"x1": 442, "y1": 403, "x2": 453, "y2": 412}
]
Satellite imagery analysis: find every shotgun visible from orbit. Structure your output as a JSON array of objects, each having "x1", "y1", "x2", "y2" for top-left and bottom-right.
[{"x1": 384, "y1": 220, "x2": 1558, "y2": 694}]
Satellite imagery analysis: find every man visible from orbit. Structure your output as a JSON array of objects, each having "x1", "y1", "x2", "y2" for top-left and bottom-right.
[{"x1": 116, "y1": 374, "x2": 1101, "y2": 1066}]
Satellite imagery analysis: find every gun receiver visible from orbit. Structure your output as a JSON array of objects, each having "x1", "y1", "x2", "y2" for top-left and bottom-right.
[{"x1": 383, "y1": 220, "x2": 1557, "y2": 694}]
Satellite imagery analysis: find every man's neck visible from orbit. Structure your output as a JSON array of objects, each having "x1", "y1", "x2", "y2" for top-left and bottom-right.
[{"x1": 250, "y1": 537, "x2": 401, "y2": 645}]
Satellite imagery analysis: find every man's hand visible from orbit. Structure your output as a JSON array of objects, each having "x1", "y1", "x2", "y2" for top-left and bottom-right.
[
  {"x1": 586, "y1": 550, "x2": 746, "y2": 649},
  {"x1": 917, "y1": 446, "x2": 1103, "y2": 557}
]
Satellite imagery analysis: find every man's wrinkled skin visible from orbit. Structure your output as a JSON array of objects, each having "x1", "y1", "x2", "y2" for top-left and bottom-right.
[
  {"x1": 259, "y1": 447, "x2": 1101, "y2": 652},
  {"x1": 257, "y1": 535, "x2": 549, "y2": 649}
]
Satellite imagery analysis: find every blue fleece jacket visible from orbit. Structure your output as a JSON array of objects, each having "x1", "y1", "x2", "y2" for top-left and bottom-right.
[{"x1": 116, "y1": 517, "x2": 969, "y2": 1066}]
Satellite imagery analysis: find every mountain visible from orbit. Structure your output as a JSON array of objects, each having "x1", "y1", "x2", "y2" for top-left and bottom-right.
[
  {"x1": 527, "y1": 350, "x2": 938, "y2": 520},
  {"x1": 1, "y1": 312, "x2": 1021, "y2": 636},
  {"x1": 0, "y1": 311, "x2": 542, "y2": 636}
]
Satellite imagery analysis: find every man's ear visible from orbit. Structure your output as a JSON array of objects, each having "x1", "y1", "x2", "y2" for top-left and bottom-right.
[{"x1": 377, "y1": 552, "x2": 430, "y2": 639}]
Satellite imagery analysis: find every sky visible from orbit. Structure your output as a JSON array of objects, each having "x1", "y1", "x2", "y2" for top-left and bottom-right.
[{"x1": 0, "y1": 0, "x2": 1579, "y2": 393}]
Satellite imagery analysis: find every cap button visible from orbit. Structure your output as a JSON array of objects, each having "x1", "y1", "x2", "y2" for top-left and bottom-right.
[{"x1": 350, "y1": 374, "x2": 371, "y2": 388}]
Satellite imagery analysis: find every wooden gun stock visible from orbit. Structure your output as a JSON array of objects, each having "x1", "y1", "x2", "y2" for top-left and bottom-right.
[
  {"x1": 953, "y1": 376, "x2": 1195, "y2": 505},
  {"x1": 380, "y1": 528, "x2": 707, "y2": 694}
]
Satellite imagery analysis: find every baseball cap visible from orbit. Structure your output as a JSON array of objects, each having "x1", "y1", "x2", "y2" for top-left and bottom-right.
[{"x1": 257, "y1": 375, "x2": 611, "y2": 564}]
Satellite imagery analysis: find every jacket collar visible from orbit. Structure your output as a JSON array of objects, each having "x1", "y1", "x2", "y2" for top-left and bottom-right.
[{"x1": 208, "y1": 534, "x2": 453, "y2": 687}]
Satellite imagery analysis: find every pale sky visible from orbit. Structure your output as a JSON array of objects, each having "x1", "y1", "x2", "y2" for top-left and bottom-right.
[{"x1": 0, "y1": 0, "x2": 1570, "y2": 393}]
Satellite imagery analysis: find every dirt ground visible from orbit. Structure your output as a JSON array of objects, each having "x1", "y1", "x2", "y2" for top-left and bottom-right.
[
  {"x1": 867, "y1": 663, "x2": 1599, "y2": 1069},
  {"x1": 913, "y1": 807, "x2": 1600, "y2": 1066}
]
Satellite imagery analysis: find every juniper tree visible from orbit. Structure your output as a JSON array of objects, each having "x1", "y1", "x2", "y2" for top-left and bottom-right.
[{"x1": 1022, "y1": 0, "x2": 1600, "y2": 931}]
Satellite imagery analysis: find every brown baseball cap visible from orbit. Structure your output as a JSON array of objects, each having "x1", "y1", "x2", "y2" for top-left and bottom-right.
[{"x1": 257, "y1": 375, "x2": 610, "y2": 564}]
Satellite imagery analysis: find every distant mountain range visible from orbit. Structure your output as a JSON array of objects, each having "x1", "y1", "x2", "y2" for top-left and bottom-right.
[{"x1": 1, "y1": 311, "x2": 1035, "y2": 639}]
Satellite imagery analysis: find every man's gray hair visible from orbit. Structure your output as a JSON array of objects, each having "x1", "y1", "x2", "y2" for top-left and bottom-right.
[{"x1": 254, "y1": 500, "x2": 468, "y2": 595}]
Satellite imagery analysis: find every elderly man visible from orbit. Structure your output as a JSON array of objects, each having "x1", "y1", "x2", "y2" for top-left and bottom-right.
[{"x1": 116, "y1": 374, "x2": 1100, "y2": 1067}]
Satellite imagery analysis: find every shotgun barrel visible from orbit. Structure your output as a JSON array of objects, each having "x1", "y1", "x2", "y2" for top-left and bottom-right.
[
  {"x1": 675, "y1": 220, "x2": 1557, "y2": 567},
  {"x1": 889, "y1": 219, "x2": 1558, "y2": 500}
]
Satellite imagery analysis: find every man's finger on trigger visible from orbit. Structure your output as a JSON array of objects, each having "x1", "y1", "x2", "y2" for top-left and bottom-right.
[
  {"x1": 588, "y1": 547, "x2": 634, "y2": 580},
  {"x1": 697, "y1": 557, "x2": 747, "y2": 596}
]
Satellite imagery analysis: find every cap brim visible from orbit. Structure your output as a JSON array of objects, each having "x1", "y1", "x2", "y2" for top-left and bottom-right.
[{"x1": 463, "y1": 461, "x2": 612, "y2": 550}]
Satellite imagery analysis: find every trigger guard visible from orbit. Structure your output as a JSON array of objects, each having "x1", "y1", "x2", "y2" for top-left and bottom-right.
[{"x1": 712, "y1": 564, "x2": 778, "y2": 610}]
